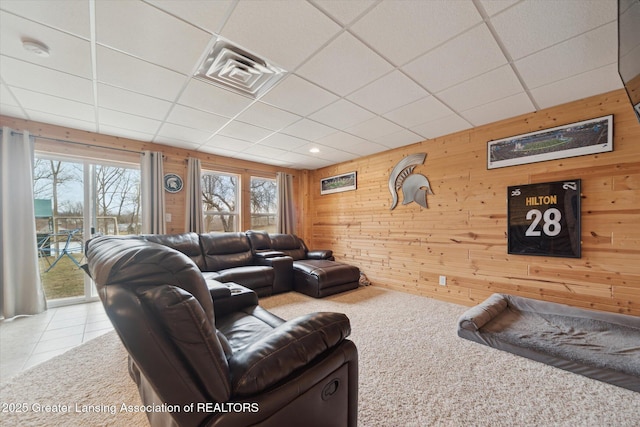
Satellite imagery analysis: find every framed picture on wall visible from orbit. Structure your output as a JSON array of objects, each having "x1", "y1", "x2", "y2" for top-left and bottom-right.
[
  {"x1": 488, "y1": 115, "x2": 612, "y2": 169},
  {"x1": 320, "y1": 171, "x2": 357, "y2": 195},
  {"x1": 507, "y1": 179, "x2": 581, "y2": 258}
]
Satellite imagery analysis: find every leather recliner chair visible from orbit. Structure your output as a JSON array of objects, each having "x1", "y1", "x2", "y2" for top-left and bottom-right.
[{"x1": 85, "y1": 235, "x2": 358, "y2": 427}]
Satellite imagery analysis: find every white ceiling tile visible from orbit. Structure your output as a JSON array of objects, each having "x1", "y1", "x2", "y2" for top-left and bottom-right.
[
  {"x1": 0, "y1": 0, "x2": 90, "y2": 39},
  {"x1": 166, "y1": 103, "x2": 228, "y2": 134},
  {"x1": 490, "y1": 0, "x2": 617, "y2": 60},
  {"x1": 281, "y1": 119, "x2": 336, "y2": 141},
  {"x1": 233, "y1": 150, "x2": 294, "y2": 167},
  {"x1": 95, "y1": 1, "x2": 212, "y2": 75},
  {"x1": 236, "y1": 102, "x2": 301, "y2": 131},
  {"x1": 292, "y1": 142, "x2": 346, "y2": 161},
  {"x1": 403, "y1": 24, "x2": 507, "y2": 93},
  {"x1": 309, "y1": 99, "x2": 376, "y2": 130},
  {"x1": 12, "y1": 87, "x2": 95, "y2": 122},
  {"x1": 437, "y1": 65, "x2": 524, "y2": 112},
  {"x1": 204, "y1": 135, "x2": 254, "y2": 152},
  {"x1": 516, "y1": 22, "x2": 618, "y2": 89},
  {"x1": 411, "y1": 114, "x2": 472, "y2": 139},
  {"x1": 97, "y1": 84, "x2": 173, "y2": 121},
  {"x1": 0, "y1": 104, "x2": 26, "y2": 118},
  {"x1": 197, "y1": 144, "x2": 239, "y2": 158},
  {"x1": 347, "y1": 70, "x2": 428, "y2": 114},
  {"x1": 96, "y1": 46, "x2": 186, "y2": 101},
  {"x1": 312, "y1": 0, "x2": 376, "y2": 25},
  {"x1": 478, "y1": 0, "x2": 519, "y2": 17},
  {"x1": 0, "y1": 56, "x2": 94, "y2": 104},
  {"x1": 146, "y1": 0, "x2": 234, "y2": 34},
  {"x1": 383, "y1": 96, "x2": 453, "y2": 128},
  {"x1": 460, "y1": 92, "x2": 534, "y2": 126},
  {"x1": 219, "y1": 120, "x2": 272, "y2": 142},
  {"x1": 260, "y1": 75, "x2": 339, "y2": 116},
  {"x1": 239, "y1": 143, "x2": 287, "y2": 159},
  {"x1": 372, "y1": 128, "x2": 424, "y2": 149},
  {"x1": 99, "y1": 125, "x2": 156, "y2": 143},
  {"x1": 178, "y1": 79, "x2": 254, "y2": 117},
  {"x1": 258, "y1": 133, "x2": 308, "y2": 151},
  {"x1": 25, "y1": 109, "x2": 96, "y2": 132},
  {"x1": 156, "y1": 122, "x2": 212, "y2": 144},
  {"x1": 346, "y1": 116, "x2": 404, "y2": 141},
  {"x1": 296, "y1": 32, "x2": 393, "y2": 96},
  {"x1": 98, "y1": 108, "x2": 162, "y2": 135},
  {"x1": 154, "y1": 138, "x2": 200, "y2": 151},
  {"x1": 220, "y1": 0, "x2": 341, "y2": 70},
  {"x1": 530, "y1": 63, "x2": 623, "y2": 109},
  {"x1": 0, "y1": 84, "x2": 19, "y2": 106},
  {"x1": 316, "y1": 131, "x2": 368, "y2": 150},
  {"x1": 350, "y1": 0, "x2": 482, "y2": 65},
  {"x1": 278, "y1": 150, "x2": 340, "y2": 169},
  {"x1": 0, "y1": 11, "x2": 92, "y2": 78},
  {"x1": 343, "y1": 139, "x2": 388, "y2": 156}
]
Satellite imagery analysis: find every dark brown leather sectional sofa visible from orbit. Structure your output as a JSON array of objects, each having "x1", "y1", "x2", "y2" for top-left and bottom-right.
[
  {"x1": 85, "y1": 234, "x2": 359, "y2": 427},
  {"x1": 141, "y1": 230, "x2": 361, "y2": 298}
]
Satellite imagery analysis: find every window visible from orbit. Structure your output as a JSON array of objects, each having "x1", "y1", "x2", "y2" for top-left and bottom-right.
[
  {"x1": 202, "y1": 171, "x2": 239, "y2": 232},
  {"x1": 250, "y1": 176, "x2": 277, "y2": 233}
]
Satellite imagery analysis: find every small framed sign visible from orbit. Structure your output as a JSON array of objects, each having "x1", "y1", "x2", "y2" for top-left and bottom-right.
[{"x1": 507, "y1": 179, "x2": 581, "y2": 258}]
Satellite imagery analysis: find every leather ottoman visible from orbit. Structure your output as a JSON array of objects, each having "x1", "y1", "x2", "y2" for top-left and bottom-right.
[{"x1": 293, "y1": 259, "x2": 360, "y2": 298}]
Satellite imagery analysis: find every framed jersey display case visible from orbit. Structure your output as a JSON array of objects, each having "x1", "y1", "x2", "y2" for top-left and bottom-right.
[{"x1": 507, "y1": 179, "x2": 581, "y2": 258}]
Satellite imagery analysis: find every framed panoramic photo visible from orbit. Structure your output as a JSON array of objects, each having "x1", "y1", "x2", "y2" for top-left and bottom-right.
[
  {"x1": 507, "y1": 179, "x2": 581, "y2": 258},
  {"x1": 320, "y1": 171, "x2": 356, "y2": 195},
  {"x1": 488, "y1": 115, "x2": 612, "y2": 169}
]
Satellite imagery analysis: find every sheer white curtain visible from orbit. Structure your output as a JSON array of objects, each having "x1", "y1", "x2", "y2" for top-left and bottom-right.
[
  {"x1": 185, "y1": 157, "x2": 203, "y2": 233},
  {"x1": 1, "y1": 127, "x2": 47, "y2": 318},
  {"x1": 276, "y1": 172, "x2": 295, "y2": 234},
  {"x1": 140, "y1": 151, "x2": 166, "y2": 234}
]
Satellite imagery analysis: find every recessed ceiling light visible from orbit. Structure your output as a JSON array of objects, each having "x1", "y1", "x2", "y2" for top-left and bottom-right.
[
  {"x1": 22, "y1": 39, "x2": 50, "y2": 57},
  {"x1": 309, "y1": 147, "x2": 320, "y2": 153}
]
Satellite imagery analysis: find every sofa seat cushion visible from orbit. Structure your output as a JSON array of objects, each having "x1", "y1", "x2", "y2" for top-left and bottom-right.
[
  {"x1": 293, "y1": 260, "x2": 360, "y2": 289},
  {"x1": 216, "y1": 306, "x2": 285, "y2": 355},
  {"x1": 228, "y1": 312, "x2": 351, "y2": 396}
]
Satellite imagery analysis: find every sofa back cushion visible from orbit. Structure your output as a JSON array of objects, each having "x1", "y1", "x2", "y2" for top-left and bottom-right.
[
  {"x1": 269, "y1": 234, "x2": 306, "y2": 260},
  {"x1": 200, "y1": 232, "x2": 254, "y2": 271},
  {"x1": 142, "y1": 232, "x2": 206, "y2": 270},
  {"x1": 245, "y1": 230, "x2": 271, "y2": 252}
]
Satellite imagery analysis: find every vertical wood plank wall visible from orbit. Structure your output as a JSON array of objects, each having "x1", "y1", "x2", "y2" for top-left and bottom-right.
[{"x1": 305, "y1": 90, "x2": 640, "y2": 315}]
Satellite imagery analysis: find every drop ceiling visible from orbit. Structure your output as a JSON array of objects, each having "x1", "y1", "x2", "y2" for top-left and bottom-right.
[{"x1": 0, "y1": 0, "x2": 624, "y2": 170}]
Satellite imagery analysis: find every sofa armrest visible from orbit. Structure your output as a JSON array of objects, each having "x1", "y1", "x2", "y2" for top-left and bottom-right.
[
  {"x1": 207, "y1": 280, "x2": 232, "y2": 300},
  {"x1": 228, "y1": 312, "x2": 351, "y2": 396},
  {"x1": 254, "y1": 250, "x2": 286, "y2": 259},
  {"x1": 306, "y1": 249, "x2": 333, "y2": 260}
]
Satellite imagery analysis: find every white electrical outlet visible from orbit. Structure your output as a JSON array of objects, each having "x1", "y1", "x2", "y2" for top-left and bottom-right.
[{"x1": 439, "y1": 275, "x2": 447, "y2": 286}]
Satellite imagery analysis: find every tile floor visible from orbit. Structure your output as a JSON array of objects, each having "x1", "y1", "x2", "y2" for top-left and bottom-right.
[{"x1": 0, "y1": 301, "x2": 113, "y2": 384}]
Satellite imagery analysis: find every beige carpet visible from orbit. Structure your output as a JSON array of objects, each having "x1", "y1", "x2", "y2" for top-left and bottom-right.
[{"x1": 1, "y1": 286, "x2": 638, "y2": 426}]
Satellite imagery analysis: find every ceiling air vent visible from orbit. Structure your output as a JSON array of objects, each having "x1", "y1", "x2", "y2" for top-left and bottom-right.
[{"x1": 195, "y1": 39, "x2": 286, "y2": 98}]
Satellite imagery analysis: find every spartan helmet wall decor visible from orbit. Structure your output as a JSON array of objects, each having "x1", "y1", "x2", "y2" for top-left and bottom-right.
[{"x1": 388, "y1": 153, "x2": 433, "y2": 210}]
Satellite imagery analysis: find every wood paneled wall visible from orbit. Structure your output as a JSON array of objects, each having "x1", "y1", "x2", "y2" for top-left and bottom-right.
[
  {"x1": 305, "y1": 90, "x2": 640, "y2": 315},
  {"x1": 0, "y1": 116, "x2": 304, "y2": 235}
]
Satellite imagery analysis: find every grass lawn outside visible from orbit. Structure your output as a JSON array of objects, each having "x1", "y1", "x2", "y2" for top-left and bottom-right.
[{"x1": 38, "y1": 255, "x2": 86, "y2": 300}]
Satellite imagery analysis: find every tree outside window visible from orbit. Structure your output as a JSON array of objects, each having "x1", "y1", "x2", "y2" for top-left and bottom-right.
[
  {"x1": 201, "y1": 171, "x2": 239, "y2": 232},
  {"x1": 250, "y1": 176, "x2": 277, "y2": 233}
]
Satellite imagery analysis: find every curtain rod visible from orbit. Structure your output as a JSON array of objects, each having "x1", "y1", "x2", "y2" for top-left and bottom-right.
[{"x1": 7, "y1": 129, "x2": 143, "y2": 155}]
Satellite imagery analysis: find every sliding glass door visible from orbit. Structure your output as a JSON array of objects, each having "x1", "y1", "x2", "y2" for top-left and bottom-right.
[{"x1": 34, "y1": 154, "x2": 141, "y2": 306}]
